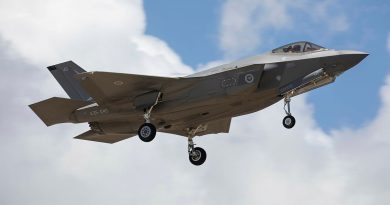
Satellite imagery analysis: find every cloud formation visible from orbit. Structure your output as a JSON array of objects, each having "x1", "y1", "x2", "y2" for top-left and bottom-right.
[
  {"x1": 219, "y1": 0, "x2": 349, "y2": 57},
  {"x1": 0, "y1": 0, "x2": 192, "y2": 75},
  {"x1": 0, "y1": 0, "x2": 389, "y2": 205}
]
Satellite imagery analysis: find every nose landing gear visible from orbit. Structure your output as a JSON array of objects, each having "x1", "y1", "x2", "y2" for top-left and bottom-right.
[{"x1": 283, "y1": 95, "x2": 296, "y2": 129}]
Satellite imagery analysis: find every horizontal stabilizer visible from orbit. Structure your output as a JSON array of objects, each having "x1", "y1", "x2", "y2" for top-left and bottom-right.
[
  {"x1": 74, "y1": 130, "x2": 134, "y2": 144},
  {"x1": 29, "y1": 97, "x2": 91, "y2": 126}
]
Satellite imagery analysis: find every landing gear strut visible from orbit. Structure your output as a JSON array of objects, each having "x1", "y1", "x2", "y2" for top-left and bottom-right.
[
  {"x1": 283, "y1": 95, "x2": 296, "y2": 129},
  {"x1": 187, "y1": 126, "x2": 207, "y2": 166},
  {"x1": 137, "y1": 92, "x2": 161, "y2": 142}
]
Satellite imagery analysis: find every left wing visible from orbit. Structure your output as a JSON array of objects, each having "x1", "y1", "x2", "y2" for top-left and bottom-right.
[{"x1": 75, "y1": 71, "x2": 195, "y2": 106}]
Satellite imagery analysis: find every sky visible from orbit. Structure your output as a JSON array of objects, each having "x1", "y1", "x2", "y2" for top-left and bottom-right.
[{"x1": 0, "y1": 0, "x2": 390, "y2": 205}]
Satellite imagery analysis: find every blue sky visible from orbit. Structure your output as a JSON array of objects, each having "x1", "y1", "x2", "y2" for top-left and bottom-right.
[
  {"x1": 145, "y1": 0, "x2": 222, "y2": 66},
  {"x1": 145, "y1": 0, "x2": 390, "y2": 131}
]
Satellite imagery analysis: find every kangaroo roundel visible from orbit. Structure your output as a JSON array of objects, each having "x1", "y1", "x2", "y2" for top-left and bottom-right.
[{"x1": 244, "y1": 73, "x2": 254, "y2": 84}]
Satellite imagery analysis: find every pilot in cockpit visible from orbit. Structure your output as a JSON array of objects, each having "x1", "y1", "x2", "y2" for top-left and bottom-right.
[
  {"x1": 273, "y1": 41, "x2": 326, "y2": 54},
  {"x1": 291, "y1": 44, "x2": 301, "y2": 52},
  {"x1": 283, "y1": 46, "x2": 292, "y2": 52},
  {"x1": 282, "y1": 44, "x2": 301, "y2": 53}
]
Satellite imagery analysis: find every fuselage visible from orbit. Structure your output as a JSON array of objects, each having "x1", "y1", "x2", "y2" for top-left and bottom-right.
[
  {"x1": 71, "y1": 42, "x2": 368, "y2": 135},
  {"x1": 176, "y1": 49, "x2": 368, "y2": 124},
  {"x1": 29, "y1": 41, "x2": 368, "y2": 165}
]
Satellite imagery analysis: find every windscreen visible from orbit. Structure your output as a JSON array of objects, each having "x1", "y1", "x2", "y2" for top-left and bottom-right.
[{"x1": 272, "y1": 42, "x2": 325, "y2": 53}]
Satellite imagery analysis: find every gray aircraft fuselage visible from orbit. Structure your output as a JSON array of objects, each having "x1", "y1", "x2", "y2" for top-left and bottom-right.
[
  {"x1": 70, "y1": 44, "x2": 367, "y2": 136},
  {"x1": 29, "y1": 41, "x2": 368, "y2": 165}
]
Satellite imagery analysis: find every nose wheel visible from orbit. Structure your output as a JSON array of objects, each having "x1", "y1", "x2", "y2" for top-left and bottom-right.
[
  {"x1": 189, "y1": 146, "x2": 207, "y2": 166},
  {"x1": 283, "y1": 96, "x2": 296, "y2": 129}
]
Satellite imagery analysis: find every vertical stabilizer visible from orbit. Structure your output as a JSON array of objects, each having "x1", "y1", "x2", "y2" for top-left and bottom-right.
[{"x1": 47, "y1": 61, "x2": 92, "y2": 101}]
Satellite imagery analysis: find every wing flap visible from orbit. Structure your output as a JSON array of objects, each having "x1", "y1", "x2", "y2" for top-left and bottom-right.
[{"x1": 74, "y1": 130, "x2": 135, "y2": 144}]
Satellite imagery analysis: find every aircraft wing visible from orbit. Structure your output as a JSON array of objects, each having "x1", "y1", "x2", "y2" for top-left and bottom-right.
[
  {"x1": 74, "y1": 117, "x2": 231, "y2": 143},
  {"x1": 161, "y1": 118, "x2": 232, "y2": 137},
  {"x1": 75, "y1": 71, "x2": 192, "y2": 106},
  {"x1": 74, "y1": 130, "x2": 136, "y2": 144}
]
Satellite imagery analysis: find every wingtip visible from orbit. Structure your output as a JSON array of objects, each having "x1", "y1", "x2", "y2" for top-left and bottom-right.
[
  {"x1": 47, "y1": 60, "x2": 75, "y2": 71},
  {"x1": 47, "y1": 65, "x2": 56, "y2": 71}
]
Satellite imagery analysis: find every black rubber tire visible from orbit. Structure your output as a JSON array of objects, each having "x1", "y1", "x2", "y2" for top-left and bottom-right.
[
  {"x1": 138, "y1": 123, "x2": 156, "y2": 142},
  {"x1": 283, "y1": 115, "x2": 296, "y2": 129},
  {"x1": 189, "y1": 147, "x2": 207, "y2": 166}
]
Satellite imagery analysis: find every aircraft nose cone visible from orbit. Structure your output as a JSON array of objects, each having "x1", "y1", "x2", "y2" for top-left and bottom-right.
[
  {"x1": 322, "y1": 50, "x2": 368, "y2": 76},
  {"x1": 331, "y1": 50, "x2": 369, "y2": 73},
  {"x1": 347, "y1": 51, "x2": 369, "y2": 64},
  {"x1": 342, "y1": 50, "x2": 369, "y2": 67}
]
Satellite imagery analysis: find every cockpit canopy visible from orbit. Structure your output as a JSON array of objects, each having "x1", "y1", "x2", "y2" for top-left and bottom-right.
[{"x1": 272, "y1": 41, "x2": 326, "y2": 54}]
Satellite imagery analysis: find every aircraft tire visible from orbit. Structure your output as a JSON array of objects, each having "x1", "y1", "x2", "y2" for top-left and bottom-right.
[
  {"x1": 138, "y1": 123, "x2": 156, "y2": 142},
  {"x1": 189, "y1": 147, "x2": 207, "y2": 166},
  {"x1": 283, "y1": 115, "x2": 296, "y2": 129}
]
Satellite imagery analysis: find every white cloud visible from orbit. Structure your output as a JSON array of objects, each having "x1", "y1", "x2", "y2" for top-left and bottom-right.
[
  {"x1": 219, "y1": 0, "x2": 349, "y2": 57},
  {"x1": 219, "y1": 0, "x2": 291, "y2": 57},
  {"x1": 0, "y1": 0, "x2": 192, "y2": 76},
  {"x1": 195, "y1": 59, "x2": 230, "y2": 72},
  {"x1": 0, "y1": 0, "x2": 389, "y2": 205}
]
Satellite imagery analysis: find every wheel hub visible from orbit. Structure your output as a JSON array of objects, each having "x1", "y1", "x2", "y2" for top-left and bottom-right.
[
  {"x1": 191, "y1": 150, "x2": 201, "y2": 161},
  {"x1": 140, "y1": 126, "x2": 151, "y2": 138},
  {"x1": 284, "y1": 118, "x2": 292, "y2": 125}
]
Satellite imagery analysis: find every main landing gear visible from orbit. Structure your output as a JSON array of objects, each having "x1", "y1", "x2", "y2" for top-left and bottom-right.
[
  {"x1": 138, "y1": 123, "x2": 156, "y2": 142},
  {"x1": 135, "y1": 92, "x2": 207, "y2": 166},
  {"x1": 283, "y1": 95, "x2": 296, "y2": 129},
  {"x1": 187, "y1": 126, "x2": 207, "y2": 166},
  {"x1": 137, "y1": 92, "x2": 161, "y2": 142}
]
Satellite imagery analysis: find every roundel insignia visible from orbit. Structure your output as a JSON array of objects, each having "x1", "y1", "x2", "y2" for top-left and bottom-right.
[
  {"x1": 244, "y1": 73, "x2": 254, "y2": 84},
  {"x1": 113, "y1": 80, "x2": 124, "y2": 86}
]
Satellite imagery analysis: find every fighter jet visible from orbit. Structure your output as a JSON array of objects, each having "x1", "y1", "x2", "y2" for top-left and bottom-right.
[{"x1": 30, "y1": 41, "x2": 368, "y2": 165}]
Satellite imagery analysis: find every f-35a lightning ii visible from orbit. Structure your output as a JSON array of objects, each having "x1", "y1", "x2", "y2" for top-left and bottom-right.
[{"x1": 30, "y1": 41, "x2": 368, "y2": 165}]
